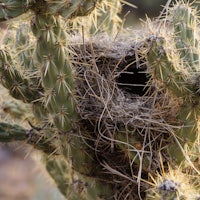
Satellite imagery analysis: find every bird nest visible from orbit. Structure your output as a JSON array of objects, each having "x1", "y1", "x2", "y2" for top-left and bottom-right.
[{"x1": 68, "y1": 32, "x2": 183, "y2": 199}]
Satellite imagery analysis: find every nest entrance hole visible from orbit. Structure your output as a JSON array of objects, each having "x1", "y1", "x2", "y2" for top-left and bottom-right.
[{"x1": 117, "y1": 56, "x2": 149, "y2": 96}]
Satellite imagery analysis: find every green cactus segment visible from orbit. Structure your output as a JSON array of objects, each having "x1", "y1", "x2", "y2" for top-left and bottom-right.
[
  {"x1": 173, "y1": 3, "x2": 200, "y2": 71},
  {"x1": 45, "y1": 158, "x2": 69, "y2": 197},
  {"x1": 0, "y1": 122, "x2": 27, "y2": 142},
  {"x1": 31, "y1": 12, "x2": 76, "y2": 131},
  {"x1": 27, "y1": 127, "x2": 58, "y2": 154},
  {"x1": 46, "y1": 0, "x2": 99, "y2": 18},
  {"x1": 146, "y1": 37, "x2": 200, "y2": 164},
  {"x1": 32, "y1": 101, "x2": 48, "y2": 120},
  {"x1": 146, "y1": 37, "x2": 193, "y2": 98},
  {"x1": 15, "y1": 24, "x2": 36, "y2": 71},
  {"x1": 47, "y1": 132, "x2": 113, "y2": 199},
  {"x1": 169, "y1": 105, "x2": 199, "y2": 163},
  {"x1": 60, "y1": 134, "x2": 114, "y2": 198},
  {"x1": 46, "y1": 157, "x2": 113, "y2": 200},
  {"x1": 69, "y1": 136, "x2": 96, "y2": 176},
  {"x1": 0, "y1": 0, "x2": 32, "y2": 22},
  {"x1": 0, "y1": 122, "x2": 57, "y2": 154},
  {"x1": 0, "y1": 49, "x2": 41, "y2": 102},
  {"x1": 2, "y1": 100, "x2": 26, "y2": 119},
  {"x1": 58, "y1": 134, "x2": 94, "y2": 176}
]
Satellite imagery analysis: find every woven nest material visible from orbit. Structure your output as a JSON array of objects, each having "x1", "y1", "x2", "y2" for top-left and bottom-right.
[{"x1": 68, "y1": 32, "x2": 183, "y2": 199}]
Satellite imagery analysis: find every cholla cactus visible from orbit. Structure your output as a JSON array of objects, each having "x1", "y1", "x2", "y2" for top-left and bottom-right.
[
  {"x1": 0, "y1": 0, "x2": 199, "y2": 199},
  {"x1": 146, "y1": 2, "x2": 200, "y2": 164}
]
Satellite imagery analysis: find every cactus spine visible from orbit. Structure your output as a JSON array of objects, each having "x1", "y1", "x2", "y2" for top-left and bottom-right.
[
  {"x1": 0, "y1": 0, "x2": 33, "y2": 22},
  {"x1": 31, "y1": 10, "x2": 76, "y2": 131},
  {"x1": 146, "y1": 167, "x2": 199, "y2": 200},
  {"x1": 146, "y1": 2, "x2": 200, "y2": 164},
  {"x1": 173, "y1": 3, "x2": 199, "y2": 71},
  {"x1": 0, "y1": 49, "x2": 41, "y2": 102}
]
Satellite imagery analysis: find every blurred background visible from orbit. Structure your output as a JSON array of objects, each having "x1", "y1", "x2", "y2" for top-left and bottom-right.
[
  {"x1": 123, "y1": 0, "x2": 167, "y2": 18},
  {"x1": 122, "y1": 0, "x2": 198, "y2": 26},
  {"x1": 0, "y1": 0, "x2": 195, "y2": 200}
]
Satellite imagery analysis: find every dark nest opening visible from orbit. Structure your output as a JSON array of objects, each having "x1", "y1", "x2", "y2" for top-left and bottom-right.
[{"x1": 117, "y1": 55, "x2": 149, "y2": 96}]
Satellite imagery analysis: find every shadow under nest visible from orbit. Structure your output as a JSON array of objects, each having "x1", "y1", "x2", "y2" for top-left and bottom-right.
[{"x1": 70, "y1": 37, "x2": 180, "y2": 199}]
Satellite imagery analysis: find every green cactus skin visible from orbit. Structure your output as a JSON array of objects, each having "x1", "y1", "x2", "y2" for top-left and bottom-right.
[
  {"x1": 45, "y1": 158, "x2": 69, "y2": 197},
  {"x1": 146, "y1": 36, "x2": 194, "y2": 98},
  {"x1": 0, "y1": 0, "x2": 33, "y2": 22},
  {"x1": 31, "y1": 101, "x2": 48, "y2": 120},
  {"x1": 0, "y1": 49, "x2": 42, "y2": 103},
  {"x1": 15, "y1": 24, "x2": 36, "y2": 71},
  {"x1": 46, "y1": 157, "x2": 112, "y2": 200},
  {"x1": 146, "y1": 36, "x2": 200, "y2": 164},
  {"x1": 31, "y1": 12, "x2": 77, "y2": 132},
  {"x1": 0, "y1": 122, "x2": 57, "y2": 154},
  {"x1": 46, "y1": 0, "x2": 100, "y2": 19},
  {"x1": 173, "y1": 3, "x2": 199, "y2": 71},
  {"x1": 169, "y1": 104, "x2": 199, "y2": 163},
  {"x1": 0, "y1": 122, "x2": 27, "y2": 142},
  {"x1": 145, "y1": 2, "x2": 200, "y2": 165}
]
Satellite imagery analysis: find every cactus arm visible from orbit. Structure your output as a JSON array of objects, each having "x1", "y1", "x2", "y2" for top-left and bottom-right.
[
  {"x1": 146, "y1": 3, "x2": 200, "y2": 165},
  {"x1": 70, "y1": 0, "x2": 122, "y2": 35},
  {"x1": 45, "y1": 157, "x2": 69, "y2": 198},
  {"x1": 0, "y1": 122, "x2": 58, "y2": 154},
  {"x1": 46, "y1": 0, "x2": 100, "y2": 18},
  {"x1": 0, "y1": 49, "x2": 42, "y2": 102},
  {"x1": 0, "y1": 0, "x2": 33, "y2": 22},
  {"x1": 29, "y1": 4, "x2": 114, "y2": 198},
  {"x1": 146, "y1": 37, "x2": 200, "y2": 164},
  {"x1": 173, "y1": 3, "x2": 200, "y2": 71},
  {"x1": 146, "y1": 36, "x2": 194, "y2": 98},
  {"x1": 15, "y1": 24, "x2": 36, "y2": 71},
  {"x1": 64, "y1": 135, "x2": 98, "y2": 176},
  {"x1": 30, "y1": 3, "x2": 77, "y2": 131},
  {"x1": 0, "y1": 122, "x2": 28, "y2": 142},
  {"x1": 169, "y1": 104, "x2": 199, "y2": 163}
]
